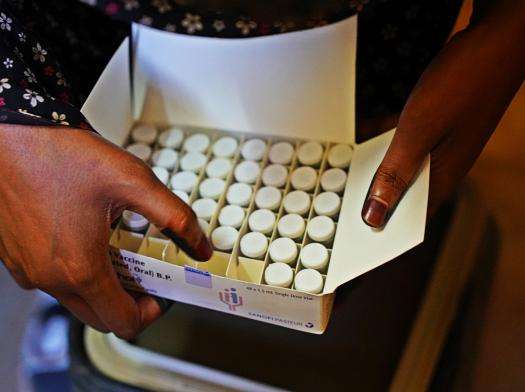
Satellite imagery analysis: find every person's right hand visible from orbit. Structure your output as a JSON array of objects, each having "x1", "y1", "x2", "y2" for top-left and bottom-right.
[{"x1": 0, "y1": 124, "x2": 212, "y2": 339}]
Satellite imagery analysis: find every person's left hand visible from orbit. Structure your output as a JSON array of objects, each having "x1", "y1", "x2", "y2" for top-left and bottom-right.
[{"x1": 361, "y1": 0, "x2": 525, "y2": 228}]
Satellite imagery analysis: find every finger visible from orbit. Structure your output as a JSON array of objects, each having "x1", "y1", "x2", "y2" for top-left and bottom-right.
[
  {"x1": 117, "y1": 161, "x2": 212, "y2": 261},
  {"x1": 361, "y1": 131, "x2": 429, "y2": 229},
  {"x1": 77, "y1": 253, "x2": 162, "y2": 340},
  {"x1": 54, "y1": 292, "x2": 110, "y2": 333}
]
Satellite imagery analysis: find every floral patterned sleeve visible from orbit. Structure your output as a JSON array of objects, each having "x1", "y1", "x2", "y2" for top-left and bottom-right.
[{"x1": 0, "y1": 4, "x2": 92, "y2": 129}]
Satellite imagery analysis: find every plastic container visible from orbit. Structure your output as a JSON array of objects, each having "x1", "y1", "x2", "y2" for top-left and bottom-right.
[
  {"x1": 297, "y1": 141, "x2": 323, "y2": 166},
  {"x1": 234, "y1": 161, "x2": 260, "y2": 184},
  {"x1": 320, "y1": 168, "x2": 347, "y2": 193},
  {"x1": 261, "y1": 164, "x2": 288, "y2": 188},
  {"x1": 158, "y1": 127, "x2": 184, "y2": 149},
  {"x1": 254, "y1": 186, "x2": 281, "y2": 211},
  {"x1": 307, "y1": 216, "x2": 335, "y2": 243},
  {"x1": 268, "y1": 141, "x2": 294, "y2": 165},
  {"x1": 313, "y1": 192, "x2": 341, "y2": 217},
  {"x1": 199, "y1": 178, "x2": 226, "y2": 200},
  {"x1": 241, "y1": 138, "x2": 266, "y2": 161},
  {"x1": 240, "y1": 232, "x2": 268, "y2": 259},
  {"x1": 226, "y1": 183, "x2": 252, "y2": 207},
  {"x1": 264, "y1": 262, "x2": 294, "y2": 288},
  {"x1": 283, "y1": 190, "x2": 311, "y2": 216},
  {"x1": 212, "y1": 136, "x2": 238, "y2": 158},
  {"x1": 290, "y1": 166, "x2": 317, "y2": 192},
  {"x1": 211, "y1": 226, "x2": 239, "y2": 251},
  {"x1": 299, "y1": 242, "x2": 329, "y2": 271},
  {"x1": 183, "y1": 133, "x2": 210, "y2": 153},
  {"x1": 277, "y1": 214, "x2": 306, "y2": 240},
  {"x1": 327, "y1": 144, "x2": 353, "y2": 168},
  {"x1": 205, "y1": 158, "x2": 232, "y2": 179},
  {"x1": 294, "y1": 268, "x2": 324, "y2": 294},
  {"x1": 248, "y1": 209, "x2": 276, "y2": 235},
  {"x1": 268, "y1": 238, "x2": 298, "y2": 264},
  {"x1": 218, "y1": 205, "x2": 245, "y2": 229}
]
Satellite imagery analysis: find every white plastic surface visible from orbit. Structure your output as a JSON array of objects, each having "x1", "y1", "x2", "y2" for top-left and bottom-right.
[
  {"x1": 211, "y1": 226, "x2": 239, "y2": 251},
  {"x1": 199, "y1": 178, "x2": 226, "y2": 200},
  {"x1": 277, "y1": 214, "x2": 305, "y2": 240},
  {"x1": 290, "y1": 166, "x2": 317, "y2": 191},
  {"x1": 300, "y1": 243, "x2": 329, "y2": 271},
  {"x1": 248, "y1": 209, "x2": 276, "y2": 235},
  {"x1": 226, "y1": 183, "x2": 252, "y2": 207},
  {"x1": 151, "y1": 148, "x2": 178, "y2": 170},
  {"x1": 234, "y1": 161, "x2": 260, "y2": 184},
  {"x1": 241, "y1": 138, "x2": 266, "y2": 161},
  {"x1": 294, "y1": 269, "x2": 324, "y2": 294},
  {"x1": 327, "y1": 144, "x2": 353, "y2": 168},
  {"x1": 183, "y1": 133, "x2": 210, "y2": 153},
  {"x1": 268, "y1": 238, "x2": 298, "y2": 265},
  {"x1": 170, "y1": 171, "x2": 198, "y2": 193},
  {"x1": 320, "y1": 168, "x2": 347, "y2": 193},
  {"x1": 126, "y1": 143, "x2": 151, "y2": 161},
  {"x1": 254, "y1": 186, "x2": 281, "y2": 211},
  {"x1": 264, "y1": 262, "x2": 294, "y2": 288},
  {"x1": 313, "y1": 192, "x2": 341, "y2": 217},
  {"x1": 297, "y1": 141, "x2": 324, "y2": 166},
  {"x1": 240, "y1": 232, "x2": 268, "y2": 259},
  {"x1": 212, "y1": 136, "x2": 238, "y2": 158},
  {"x1": 307, "y1": 216, "x2": 335, "y2": 242},
  {"x1": 158, "y1": 127, "x2": 184, "y2": 148},
  {"x1": 218, "y1": 205, "x2": 245, "y2": 229},
  {"x1": 205, "y1": 157, "x2": 232, "y2": 179},
  {"x1": 261, "y1": 164, "x2": 288, "y2": 188},
  {"x1": 283, "y1": 191, "x2": 311, "y2": 216},
  {"x1": 192, "y1": 198, "x2": 218, "y2": 221}
]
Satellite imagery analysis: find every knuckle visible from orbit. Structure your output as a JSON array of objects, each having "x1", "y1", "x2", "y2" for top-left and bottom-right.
[
  {"x1": 375, "y1": 166, "x2": 409, "y2": 194},
  {"x1": 113, "y1": 321, "x2": 141, "y2": 340},
  {"x1": 65, "y1": 268, "x2": 96, "y2": 292}
]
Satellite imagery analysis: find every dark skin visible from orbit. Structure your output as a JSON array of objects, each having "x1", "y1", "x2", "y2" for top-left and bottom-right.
[{"x1": 0, "y1": 0, "x2": 523, "y2": 338}]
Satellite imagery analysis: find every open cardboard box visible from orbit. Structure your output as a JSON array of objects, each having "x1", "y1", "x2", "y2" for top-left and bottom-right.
[{"x1": 81, "y1": 17, "x2": 429, "y2": 334}]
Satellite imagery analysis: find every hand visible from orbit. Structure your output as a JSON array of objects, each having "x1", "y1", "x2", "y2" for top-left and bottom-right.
[
  {"x1": 362, "y1": 0, "x2": 525, "y2": 228},
  {"x1": 0, "y1": 124, "x2": 212, "y2": 339}
]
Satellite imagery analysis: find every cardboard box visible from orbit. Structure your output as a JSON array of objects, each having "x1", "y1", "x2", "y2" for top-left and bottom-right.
[{"x1": 81, "y1": 17, "x2": 429, "y2": 334}]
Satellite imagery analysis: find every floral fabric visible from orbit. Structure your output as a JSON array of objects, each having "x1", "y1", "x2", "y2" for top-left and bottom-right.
[{"x1": 0, "y1": 0, "x2": 463, "y2": 131}]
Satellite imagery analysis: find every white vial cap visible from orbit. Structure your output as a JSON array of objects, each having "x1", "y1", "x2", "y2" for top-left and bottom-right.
[
  {"x1": 277, "y1": 214, "x2": 305, "y2": 240},
  {"x1": 151, "y1": 148, "x2": 178, "y2": 170},
  {"x1": 205, "y1": 158, "x2": 232, "y2": 179},
  {"x1": 297, "y1": 141, "x2": 324, "y2": 166},
  {"x1": 151, "y1": 166, "x2": 169, "y2": 185},
  {"x1": 290, "y1": 166, "x2": 318, "y2": 192},
  {"x1": 328, "y1": 144, "x2": 353, "y2": 168},
  {"x1": 170, "y1": 171, "x2": 198, "y2": 193},
  {"x1": 254, "y1": 186, "x2": 281, "y2": 211},
  {"x1": 122, "y1": 210, "x2": 149, "y2": 232},
  {"x1": 307, "y1": 215, "x2": 335, "y2": 242},
  {"x1": 262, "y1": 164, "x2": 288, "y2": 188},
  {"x1": 126, "y1": 143, "x2": 151, "y2": 161},
  {"x1": 183, "y1": 133, "x2": 210, "y2": 153},
  {"x1": 321, "y1": 168, "x2": 347, "y2": 193},
  {"x1": 248, "y1": 209, "x2": 276, "y2": 235},
  {"x1": 180, "y1": 152, "x2": 207, "y2": 172},
  {"x1": 192, "y1": 198, "x2": 218, "y2": 221},
  {"x1": 300, "y1": 243, "x2": 329, "y2": 271},
  {"x1": 294, "y1": 269, "x2": 324, "y2": 294},
  {"x1": 268, "y1": 238, "x2": 298, "y2": 264},
  {"x1": 131, "y1": 124, "x2": 157, "y2": 144},
  {"x1": 226, "y1": 183, "x2": 252, "y2": 207},
  {"x1": 173, "y1": 190, "x2": 190, "y2": 204},
  {"x1": 234, "y1": 161, "x2": 260, "y2": 184},
  {"x1": 198, "y1": 218, "x2": 210, "y2": 233},
  {"x1": 265, "y1": 262, "x2": 294, "y2": 288},
  {"x1": 268, "y1": 141, "x2": 294, "y2": 165},
  {"x1": 241, "y1": 138, "x2": 266, "y2": 161},
  {"x1": 313, "y1": 192, "x2": 341, "y2": 217},
  {"x1": 212, "y1": 136, "x2": 238, "y2": 158},
  {"x1": 199, "y1": 178, "x2": 226, "y2": 200},
  {"x1": 158, "y1": 127, "x2": 184, "y2": 149},
  {"x1": 240, "y1": 232, "x2": 268, "y2": 259},
  {"x1": 211, "y1": 226, "x2": 238, "y2": 251},
  {"x1": 283, "y1": 190, "x2": 311, "y2": 216},
  {"x1": 218, "y1": 205, "x2": 245, "y2": 228}
]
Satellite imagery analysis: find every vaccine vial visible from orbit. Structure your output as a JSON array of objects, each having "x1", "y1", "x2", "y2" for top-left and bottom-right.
[
  {"x1": 218, "y1": 205, "x2": 245, "y2": 228},
  {"x1": 240, "y1": 232, "x2": 268, "y2": 259},
  {"x1": 297, "y1": 141, "x2": 323, "y2": 166},
  {"x1": 307, "y1": 215, "x2": 335, "y2": 243},
  {"x1": 283, "y1": 190, "x2": 311, "y2": 216},
  {"x1": 277, "y1": 214, "x2": 306, "y2": 240},
  {"x1": 265, "y1": 262, "x2": 294, "y2": 288},
  {"x1": 268, "y1": 141, "x2": 294, "y2": 165},
  {"x1": 158, "y1": 127, "x2": 184, "y2": 149},
  {"x1": 300, "y1": 242, "x2": 329, "y2": 271},
  {"x1": 248, "y1": 209, "x2": 276, "y2": 235},
  {"x1": 294, "y1": 268, "x2": 324, "y2": 294},
  {"x1": 234, "y1": 161, "x2": 260, "y2": 184},
  {"x1": 261, "y1": 164, "x2": 288, "y2": 188},
  {"x1": 199, "y1": 178, "x2": 226, "y2": 200},
  {"x1": 126, "y1": 143, "x2": 152, "y2": 161},
  {"x1": 320, "y1": 168, "x2": 347, "y2": 193},
  {"x1": 151, "y1": 166, "x2": 169, "y2": 185},
  {"x1": 241, "y1": 138, "x2": 266, "y2": 161},
  {"x1": 131, "y1": 124, "x2": 157, "y2": 144},
  {"x1": 151, "y1": 148, "x2": 178, "y2": 170},
  {"x1": 173, "y1": 190, "x2": 190, "y2": 204},
  {"x1": 205, "y1": 157, "x2": 232, "y2": 179},
  {"x1": 183, "y1": 133, "x2": 210, "y2": 153},
  {"x1": 254, "y1": 186, "x2": 281, "y2": 211},
  {"x1": 313, "y1": 192, "x2": 341, "y2": 217},
  {"x1": 122, "y1": 210, "x2": 149, "y2": 233},
  {"x1": 192, "y1": 198, "x2": 218, "y2": 221},
  {"x1": 211, "y1": 226, "x2": 239, "y2": 251},
  {"x1": 290, "y1": 166, "x2": 318, "y2": 192},
  {"x1": 171, "y1": 171, "x2": 198, "y2": 193},
  {"x1": 226, "y1": 183, "x2": 253, "y2": 207},
  {"x1": 212, "y1": 136, "x2": 238, "y2": 158},
  {"x1": 327, "y1": 144, "x2": 353, "y2": 168},
  {"x1": 268, "y1": 237, "x2": 298, "y2": 264},
  {"x1": 180, "y1": 152, "x2": 207, "y2": 172}
]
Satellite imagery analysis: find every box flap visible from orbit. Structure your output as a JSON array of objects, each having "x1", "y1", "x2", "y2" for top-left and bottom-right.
[
  {"x1": 133, "y1": 17, "x2": 357, "y2": 144},
  {"x1": 81, "y1": 38, "x2": 133, "y2": 146},
  {"x1": 324, "y1": 130, "x2": 430, "y2": 293}
]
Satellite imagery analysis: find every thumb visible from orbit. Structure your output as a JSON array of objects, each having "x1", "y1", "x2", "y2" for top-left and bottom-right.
[
  {"x1": 118, "y1": 162, "x2": 213, "y2": 261},
  {"x1": 361, "y1": 132, "x2": 428, "y2": 229}
]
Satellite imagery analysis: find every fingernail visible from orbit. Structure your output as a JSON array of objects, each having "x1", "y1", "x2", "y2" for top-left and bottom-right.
[
  {"x1": 193, "y1": 235, "x2": 213, "y2": 261},
  {"x1": 362, "y1": 197, "x2": 389, "y2": 228}
]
